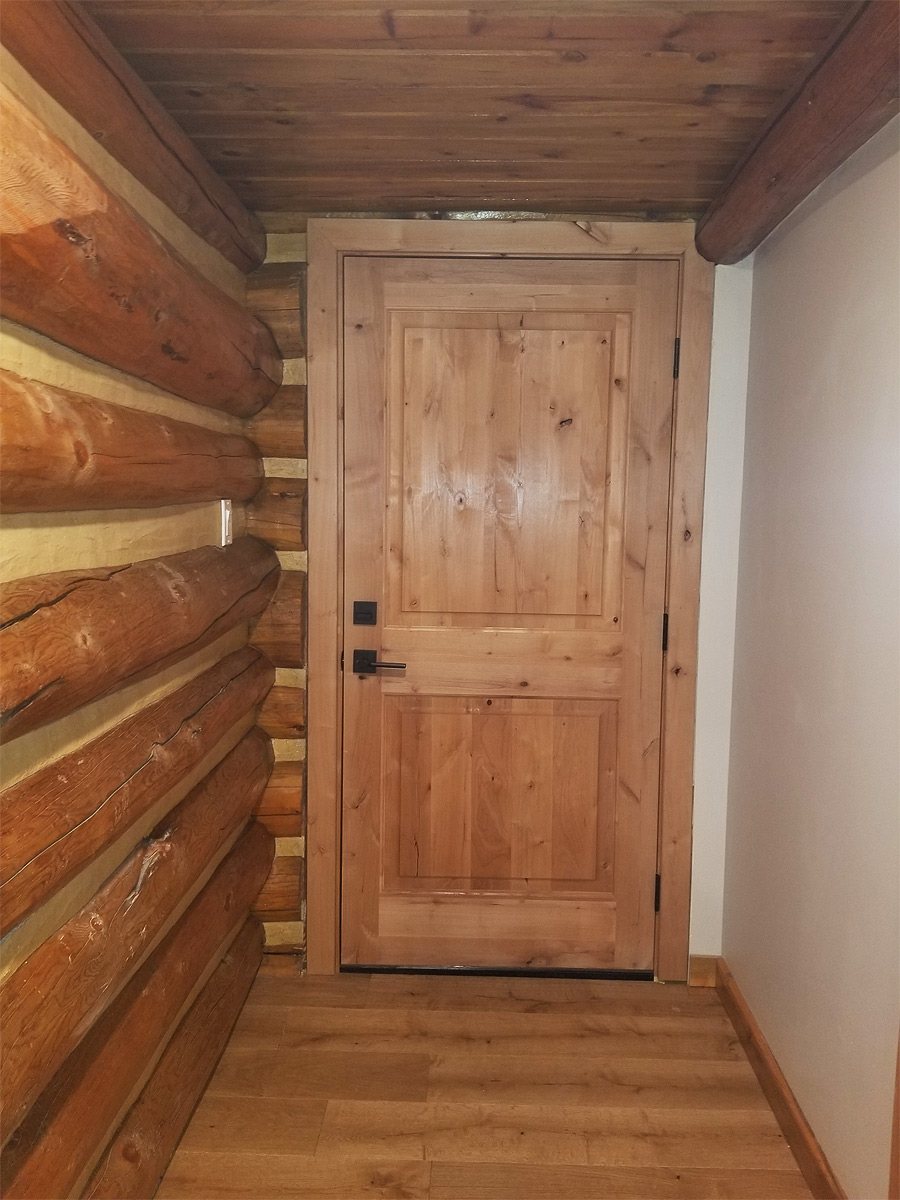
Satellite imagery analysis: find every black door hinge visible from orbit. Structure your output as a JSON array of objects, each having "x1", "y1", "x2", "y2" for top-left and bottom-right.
[
  {"x1": 673, "y1": 337, "x2": 681, "y2": 379},
  {"x1": 340, "y1": 650, "x2": 344, "y2": 671},
  {"x1": 662, "y1": 612, "x2": 669, "y2": 653},
  {"x1": 654, "y1": 873, "x2": 662, "y2": 912}
]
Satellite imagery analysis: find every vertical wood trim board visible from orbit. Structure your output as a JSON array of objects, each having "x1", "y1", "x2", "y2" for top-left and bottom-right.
[
  {"x1": 306, "y1": 218, "x2": 713, "y2": 977},
  {"x1": 715, "y1": 958, "x2": 847, "y2": 1200}
]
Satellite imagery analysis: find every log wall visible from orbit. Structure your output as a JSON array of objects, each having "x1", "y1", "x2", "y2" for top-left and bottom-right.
[
  {"x1": 246, "y1": 235, "x2": 308, "y2": 957},
  {"x1": 0, "y1": 13, "x2": 284, "y2": 1194}
]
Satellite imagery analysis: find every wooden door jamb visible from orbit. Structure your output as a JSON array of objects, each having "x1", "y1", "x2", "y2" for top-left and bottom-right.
[{"x1": 306, "y1": 217, "x2": 714, "y2": 980}]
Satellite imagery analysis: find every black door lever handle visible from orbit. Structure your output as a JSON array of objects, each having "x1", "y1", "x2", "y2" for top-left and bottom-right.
[{"x1": 352, "y1": 649, "x2": 407, "y2": 675}]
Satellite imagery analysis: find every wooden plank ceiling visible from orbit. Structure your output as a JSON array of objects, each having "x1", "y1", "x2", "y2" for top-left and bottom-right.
[{"x1": 83, "y1": 1, "x2": 858, "y2": 218}]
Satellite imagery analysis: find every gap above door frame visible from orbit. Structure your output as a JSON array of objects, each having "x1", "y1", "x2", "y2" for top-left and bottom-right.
[{"x1": 306, "y1": 218, "x2": 714, "y2": 980}]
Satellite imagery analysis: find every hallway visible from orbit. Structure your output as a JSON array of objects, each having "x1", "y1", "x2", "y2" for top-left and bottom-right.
[{"x1": 157, "y1": 965, "x2": 811, "y2": 1200}]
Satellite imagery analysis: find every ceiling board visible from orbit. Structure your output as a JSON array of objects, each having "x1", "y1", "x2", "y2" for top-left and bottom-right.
[{"x1": 84, "y1": 0, "x2": 859, "y2": 216}]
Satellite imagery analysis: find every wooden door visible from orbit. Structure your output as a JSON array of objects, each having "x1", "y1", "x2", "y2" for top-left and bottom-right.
[{"x1": 342, "y1": 255, "x2": 679, "y2": 970}]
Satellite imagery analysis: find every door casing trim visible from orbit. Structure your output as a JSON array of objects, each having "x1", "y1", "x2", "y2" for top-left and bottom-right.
[{"x1": 306, "y1": 218, "x2": 714, "y2": 980}]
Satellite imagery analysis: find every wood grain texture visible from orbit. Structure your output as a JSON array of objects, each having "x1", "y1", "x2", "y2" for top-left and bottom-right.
[
  {"x1": 0, "y1": 82, "x2": 281, "y2": 415},
  {"x1": 305, "y1": 220, "x2": 343, "y2": 973},
  {"x1": 0, "y1": 822, "x2": 273, "y2": 1199},
  {"x1": 156, "y1": 969, "x2": 813, "y2": 1200},
  {"x1": 247, "y1": 261, "x2": 306, "y2": 358},
  {"x1": 0, "y1": 1, "x2": 266, "y2": 272},
  {"x1": 715, "y1": 959, "x2": 846, "y2": 1199},
  {"x1": 0, "y1": 727, "x2": 272, "y2": 1148},
  {"x1": 82, "y1": 916, "x2": 264, "y2": 1200},
  {"x1": 251, "y1": 853, "x2": 304, "y2": 921},
  {"x1": 84, "y1": 0, "x2": 854, "y2": 216},
  {"x1": 263, "y1": 920, "x2": 306, "y2": 955},
  {"x1": 246, "y1": 475, "x2": 307, "y2": 551},
  {"x1": 0, "y1": 646, "x2": 273, "y2": 937},
  {"x1": 246, "y1": 384, "x2": 306, "y2": 459},
  {"x1": 688, "y1": 955, "x2": 719, "y2": 987},
  {"x1": 0, "y1": 368, "x2": 263, "y2": 513},
  {"x1": 0, "y1": 536, "x2": 279, "y2": 743},
  {"x1": 305, "y1": 217, "x2": 710, "y2": 978},
  {"x1": 258, "y1": 684, "x2": 306, "y2": 739},
  {"x1": 429, "y1": 1162, "x2": 813, "y2": 1199},
  {"x1": 254, "y1": 759, "x2": 305, "y2": 837},
  {"x1": 696, "y1": 0, "x2": 898, "y2": 262},
  {"x1": 654, "y1": 243, "x2": 714, "y2": 982},
  {"x1": 83, "y1": 3, "x2": 851, "y2": 52},
  {"x1": 342, "y1": 254, "x2": 678, "y2": 970},
  {"x1": 251, "y1": 569, "x2": 305, "y2": 668}
]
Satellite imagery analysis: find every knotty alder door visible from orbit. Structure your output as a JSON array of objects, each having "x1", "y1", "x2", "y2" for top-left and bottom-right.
[{"x1": 342, "y1": 255, "x2": 679, "y2": 970}]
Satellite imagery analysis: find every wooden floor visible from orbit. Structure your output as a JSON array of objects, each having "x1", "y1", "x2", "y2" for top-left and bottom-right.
[{"x1": 158, "y1": 966, "x2": 813, "y2": 1200}]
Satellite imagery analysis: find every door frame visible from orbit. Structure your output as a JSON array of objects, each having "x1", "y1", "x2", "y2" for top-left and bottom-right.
[{"x1": 306, "y1": 218, "x2": 714, "y2": 981}]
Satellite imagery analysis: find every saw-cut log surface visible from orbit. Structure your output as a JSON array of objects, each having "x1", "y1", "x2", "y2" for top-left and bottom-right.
[
  {"x1": 696, "y1": 0, "x2": 899, "y2": 262},
  {"x1": 0, "y1": 822, "x2": 273, "y2": 1199},
  {"x1": 0, "y1": 369, "x2": 263, "y2": 513},
  {"x1": 247, "y1": 384, "x2": 307, "y2": 459},
  {"x1": 246, "y1": 262, "x2": 306, "y2": 358},
  {"x1": 82, "y1": 916, "x2": 264, "y2": 1200},
  {"x1": 0, "y1": 536, "x2": 279, "y2": 743},
  {"x1": 0, "y1": 647, "x2": 274, "y2": 937},
  {"x1": 0, "y1": 1, "x2": 266, "y2": 273},
  {"x1": 254, "y1": 760, "x2": 305, "y2": 838},
  {"x1": 246, "y1": 475, "x2": 307, "y2": 551},
  {"x1": 0, "y1": 83, "x2": 281, "y2": 415},
  {"x1": 0, "y1": 726, "x2": 273, "y2": 1147},
  {"x1": 258, "y1": 684, "x2": 306, "y2": 740},
  {"x1": 251, "y1": 853, "x2": 304, "y2": 923},
  {"x1": 250, "y1": 570, "x2": 305, "y2": 668}
]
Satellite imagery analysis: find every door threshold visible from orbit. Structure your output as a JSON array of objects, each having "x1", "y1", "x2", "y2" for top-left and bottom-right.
[{"x1": 340, "y1": 964, "x2": 655, "y2": 981}]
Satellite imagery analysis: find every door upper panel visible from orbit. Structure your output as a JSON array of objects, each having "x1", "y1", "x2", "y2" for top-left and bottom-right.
[{"x1": 394, "y1": 310, "x2": 628, "y2": 628}]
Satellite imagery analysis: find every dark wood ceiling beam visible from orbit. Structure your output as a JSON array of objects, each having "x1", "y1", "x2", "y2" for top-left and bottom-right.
[
  {"x1": 0, "y1": 1, "x2": 266, "y2": 272},
  {"x1": 695, "y1": 0, "x2": 900, "y2": 264}
]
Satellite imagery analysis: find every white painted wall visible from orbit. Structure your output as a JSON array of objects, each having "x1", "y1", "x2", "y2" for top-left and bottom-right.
[
  {"x1": 690, "y1": 261, "x2": 754, "y2": 954},
  {"x1": 723, "y1": 119, "x2": 900, "y2": 1199}
]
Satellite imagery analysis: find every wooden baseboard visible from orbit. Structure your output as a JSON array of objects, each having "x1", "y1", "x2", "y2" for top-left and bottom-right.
[
  {"x1": 687, "y1": 954, "x2": 719, "y2": 987},
  {"x1": 715, "y1": 958, "x2": 846, "y2": 1200},
  {"x1": 890, "y1": 1034, "x2": 899, "y2": 1200}
]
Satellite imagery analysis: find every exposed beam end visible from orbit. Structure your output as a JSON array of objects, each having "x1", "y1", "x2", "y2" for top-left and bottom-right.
[{"x1": 696, "y1": 1, "x2": 900, "y2": 265}]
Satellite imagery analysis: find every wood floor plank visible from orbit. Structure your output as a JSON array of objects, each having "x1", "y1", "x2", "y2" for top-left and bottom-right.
[
  {"x1": 208, "y1": 1046, "x2": 430, "y2": 1102},
  {"x1": 176, "y1": 1094, "x2": 326, "y2": 1156},
  {"x1": 429, "y1": 1161, "x2": 814, "y2": 1199},
  {"x1": 247, "y1": 972, "x2": 371, "y2": 1008},
  {"x1": 366, "y1": 974, "x2": 722, "y2": 1016},
  {"x1": 157, "y1": 973, "x2": 814, "y2": 1200},
  {"x1": 426, "y1": 1053, "x2": 768, "y2": 1109},
  {"x1": 277, "y1": 1005, "x2": 744, "y2": 1061},
  {"x1": 158, "y1": 1152, "x2": 430, "y2": 1199},
  {"x1": 316, "y1": 1101, "x2": 794, "y2": 1170}
]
